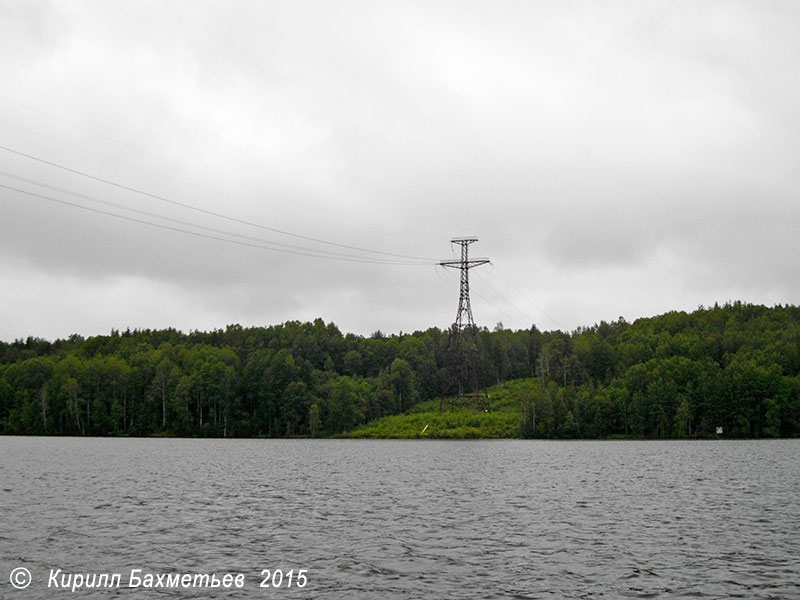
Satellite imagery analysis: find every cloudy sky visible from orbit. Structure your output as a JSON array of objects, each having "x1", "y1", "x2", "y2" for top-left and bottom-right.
[{"x1": 1, "y1": 1, "x2": 798, "y2": 342}]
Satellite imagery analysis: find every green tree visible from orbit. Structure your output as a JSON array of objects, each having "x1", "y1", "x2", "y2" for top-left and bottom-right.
[{"x1": 674, "y1": 397, "x2": 691, "y2": 438}]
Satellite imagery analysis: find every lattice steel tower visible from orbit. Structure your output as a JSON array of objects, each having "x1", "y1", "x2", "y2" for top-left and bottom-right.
[
  {"x1": 439, "y1": 237, "x2": 490, "y2": 402},
  {"x1": 439, "y1": 237, "x2": 490, "y2": 330}
]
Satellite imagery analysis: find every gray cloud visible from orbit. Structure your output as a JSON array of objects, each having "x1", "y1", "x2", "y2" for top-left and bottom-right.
[{"x1": 1, "y1": 1, "x2": 799, "y2": 341}]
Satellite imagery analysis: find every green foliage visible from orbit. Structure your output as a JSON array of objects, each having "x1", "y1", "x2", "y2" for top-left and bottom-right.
[
  {"x1": 349, "y1": 402, "x2": 520, "y2": 439},
  {"x1": 1, "y1": 301, "x2": 799, "y2": 438}
]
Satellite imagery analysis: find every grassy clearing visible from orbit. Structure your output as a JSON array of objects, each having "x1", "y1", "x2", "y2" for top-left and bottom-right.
[{"x1": 348, "y1": 379, "x2": 538, "y2": 439}]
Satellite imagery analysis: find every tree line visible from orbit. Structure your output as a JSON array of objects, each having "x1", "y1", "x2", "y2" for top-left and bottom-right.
[{"x1": 1, "y1": 301, "x2": 799, "y2": 438}]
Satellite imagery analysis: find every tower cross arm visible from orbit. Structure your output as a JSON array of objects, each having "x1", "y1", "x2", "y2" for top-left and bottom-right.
[{"x1": 438, "y1": 258, "x2": 490, "y2": 268}]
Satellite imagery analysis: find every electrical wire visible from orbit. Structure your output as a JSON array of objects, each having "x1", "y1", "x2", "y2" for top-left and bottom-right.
[
  {"x1": 0, "y1": 98, "x2": 567, "y2": 326},
  {"x1": 440, "y1": 266, "x2": 528, "y2": 329},
  {"x1": 0, "y1": 95, "x2": 443, "y2": 245},
  {"x1": 0, "y1": 116, "x2": 255, "y2": 211},
  {"x1": 0, "y1": 144, "x2": 438, "y2": 263},
  {"x1": 475, "y1": 271, "x2": 539, "y2": 327},
  {"x1": 0, "y1": 170, "x2": 433, "y2": 264},
  {"x1": 487, "y1": 263, "x2": 565, "y2": 329},
  {"x1": 472, "y1": 287, "x2": 529, "y2": 329},
  {"x1": 0, "y1": 114, "x2": 409, "y2": 241},
  {"x1": 0, "y1": 183, "x2": 432, "y2": 265}
]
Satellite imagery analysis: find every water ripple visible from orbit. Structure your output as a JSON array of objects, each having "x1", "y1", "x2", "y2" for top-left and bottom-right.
[{"x1": 1, "y1": 438, "x2": 799, "y2": 599}]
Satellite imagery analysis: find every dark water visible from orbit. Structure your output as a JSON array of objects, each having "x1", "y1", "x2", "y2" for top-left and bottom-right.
[{"x1": 1, "y1": 438, "x2": 798, "y2": 599}]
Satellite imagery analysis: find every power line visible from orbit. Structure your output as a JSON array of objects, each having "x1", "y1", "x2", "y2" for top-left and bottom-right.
[
  {"x1": 472, "y1": 289, "x2": 528, "y2": 328},
  {"x1": 0, "y1": 116, "x2": 258, "y2": 212},
  {"x1": 444, "y1": 268, "x2": 527, "y2": 328},
  {"x1": 0, "y1": 95, "x2": 443, "y2": 245},
  {"x1": 488, "y1": 264, "x2": 565, "y2": 330},
  {"x1": 0, "y1": 144, "x2": 438, "y2": 263},
  {"x1": 436, "y1": 241, "x2": 540, "y2": 330},
  {"x1": 474, "y1": 270, "x2": 539, "y2": 327},
  {"x1": 0, "y1": 170, "x2": 431, "y2": 264},
  {"x1": 0, "y1": 183, "x2": 431, "y2": 265},
  {"x1": 0, "y1": 115, "x2": 397, "y2": 240}
]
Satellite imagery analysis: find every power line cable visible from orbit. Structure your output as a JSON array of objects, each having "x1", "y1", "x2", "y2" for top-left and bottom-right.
[
  {"x1": 0, "y1": 170, "x2": 434, "y2": 265},
  {"x1": 472, "y1": 248, "x2": 565, "y2": 330},
  {"x1": 0, "y1": 144, "x2": 438, "y2": 263},
  {"x1": 0, "y1": 117, "x2": 260, "y2": 210},
  {"x1": 441, "y1": 266, "x2": 527, "y2": 328},
  {"x1": 471, "y1": 287, "x2": 528, "y2": 329},
  {"x1": 0, "y1": 116, "x2": 405, "y2": 238},
  {"x1": 0, "y1": 183, "x2": 430, "y2": 265},
  {"x1": 475, "y1": 270, "x2": 539, "y2": 327},
  {"x1": 488, "y1": 264, "x2": 564, "y2": 329},
  {"x1": 0, "y1": 95, "x2": 443, "y2": 245}
]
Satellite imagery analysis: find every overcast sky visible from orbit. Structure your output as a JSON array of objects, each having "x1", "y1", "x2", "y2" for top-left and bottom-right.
[{"x1": 1, "y1": 1, "x2": 798, "y2": 342}]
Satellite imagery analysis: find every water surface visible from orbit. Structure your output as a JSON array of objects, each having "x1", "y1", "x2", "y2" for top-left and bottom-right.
[{"x1": 1, "y1": 438, "x2": 798, "y2": 598}]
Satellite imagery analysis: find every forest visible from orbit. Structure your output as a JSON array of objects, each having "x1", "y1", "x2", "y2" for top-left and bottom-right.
[{"x1": 1, "y1": 301, "x2": 798, "y2": 438}]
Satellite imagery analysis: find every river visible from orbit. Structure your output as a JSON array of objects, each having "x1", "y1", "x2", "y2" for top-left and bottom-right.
[{"x1": 1, "y1": 438, "x2": 798, "y2": 598}]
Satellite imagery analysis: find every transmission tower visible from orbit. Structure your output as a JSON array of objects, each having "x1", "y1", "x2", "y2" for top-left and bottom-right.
[
  {"x1": 439, "y1": 237, "x2": 490, "y2": 330},
  {"x1": 439, "y1": 237, "x2": 489, "y2": 405}
]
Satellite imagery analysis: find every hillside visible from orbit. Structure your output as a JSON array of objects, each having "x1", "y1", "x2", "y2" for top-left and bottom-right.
[
  {"x1": 348, "y1": 379, "x2": 533, "y2": 438},
  {"x1": 1, "y1": 301, "x2": 799, "y2": 438},
  {"x1": 347, "y1": 379, "x2": 537, "y2": 439}
]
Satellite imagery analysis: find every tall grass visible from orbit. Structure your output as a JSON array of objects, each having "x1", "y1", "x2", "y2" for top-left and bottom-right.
[{"x1": 348, "y1": 380, "x2": 534, "y2": 438}]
